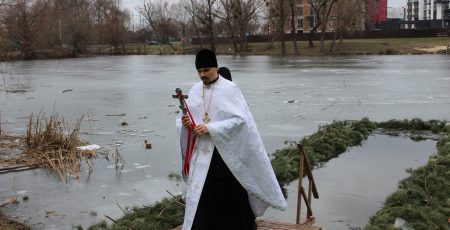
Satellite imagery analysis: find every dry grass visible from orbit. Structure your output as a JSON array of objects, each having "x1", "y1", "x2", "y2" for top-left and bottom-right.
[
  {"x1": 0, "y1": 211, "x2": 29, "y2": 230},
  {"x1": 0, "y1": 113, "x2": 105, "y2": 182},
  {"x1": 22, "y1": 113, "x2": 104, "y2": 181},
  {"x1": 145, "y1": 37, "x2": 450, "y2": 55}
]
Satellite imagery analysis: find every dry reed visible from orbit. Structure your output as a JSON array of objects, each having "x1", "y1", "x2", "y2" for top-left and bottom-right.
[
  {"x1": 113, "y1": 147, "x2": 125, "y2": 170},
  {"x1": 20, "y1": 113, "x2": 103, "y2": 181}
]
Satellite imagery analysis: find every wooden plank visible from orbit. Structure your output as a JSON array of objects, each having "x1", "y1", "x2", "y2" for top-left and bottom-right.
[
  {"x1": 297, "y1": 144, "x2": 318, "y2": 198},
  {"x1": 256, "y1": 219, "x2": 321, "y2": 230},
  {"x1": 173, "y1": 219, "x2": 321, "y2": 230}
]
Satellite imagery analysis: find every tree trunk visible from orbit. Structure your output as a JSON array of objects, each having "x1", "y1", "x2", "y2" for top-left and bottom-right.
[
  {"x1": 225, "y1": 20, "x2": 238, "y2": 53},
  {"x1": 266, "y1": 19, "x2": 277, "y2": 50},
  {"x1": 181, "y1": 23, "x2": 186, "y2": 48},
  {"x1": 209, "y1": 23, "x2": 215, "y2": 51},
  {"x1": 308, "y1": 24, "x2": 320, "y2": 48},
  {"x1": 320, "y1": 23, "x2": 326, "y2": 53},
  {"x1": 329, "y1": 28, "x2": 337, "y2": 52},
  {"x1": 232, "y1": 34, "x2": 239, "y2": 53},
  {"x1": 207, "y1": 0, "x2": 215, "y2": 51},
  {"x1": 192, "y1": 16, "x2": 203, "y2": 48},
  {"x1": 290, "y1": 0, "x2": 299, "y2": 55},
  {"x1": 280, "y1": 0, "x2": 286, "y2": 55},
  {"x1": 239, "y1": 24, "x2": 248, "y2": 52}
]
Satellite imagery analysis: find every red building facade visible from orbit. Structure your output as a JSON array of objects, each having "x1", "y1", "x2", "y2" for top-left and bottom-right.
[{"x1": 367, "y1": 0, "x2": 388, "y2": 26}]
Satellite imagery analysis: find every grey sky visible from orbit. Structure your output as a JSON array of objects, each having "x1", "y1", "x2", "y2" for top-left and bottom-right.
[{"x1": 122, "y1": 0, "x2": 141, "y2": 11}]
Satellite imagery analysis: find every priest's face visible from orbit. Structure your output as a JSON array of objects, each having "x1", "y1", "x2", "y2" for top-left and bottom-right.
[{"x1": 197, "y1": 67, "x2": 218, "y2": 85}]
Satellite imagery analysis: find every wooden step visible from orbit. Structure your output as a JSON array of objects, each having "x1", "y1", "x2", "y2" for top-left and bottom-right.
[{"x1": 173, "y1": 219, "x2": 322, "y2": 230}]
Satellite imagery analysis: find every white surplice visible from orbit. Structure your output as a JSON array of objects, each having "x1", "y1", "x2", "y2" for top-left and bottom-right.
[{"x1": 176, "y1": 76, "x2": 287, "y2": 230}]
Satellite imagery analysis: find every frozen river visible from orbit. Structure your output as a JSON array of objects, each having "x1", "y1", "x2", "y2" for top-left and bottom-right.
[{"x1": 0, "y1": 55, "x2": 449, "y2": 229}]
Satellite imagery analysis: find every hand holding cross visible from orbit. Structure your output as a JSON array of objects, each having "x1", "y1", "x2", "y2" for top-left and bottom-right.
[{"x1": 173, "y1": 88, "x2": 194, "y2": 129}]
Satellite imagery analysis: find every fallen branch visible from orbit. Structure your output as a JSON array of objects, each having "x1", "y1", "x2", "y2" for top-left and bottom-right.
[
  {"x1": 106, "y1": 114, "x2": 126, "y2": 116},
  {"x1": 116, "y1": 203, "x2": 127, "y2": 214},
  {"x1": 0, "y1": 164, "x2": 40, "y2": 174},
  {"x1": 0, "y1": 198, "x2": 12, "y2": 207},
  {"x1": 104, "y1": 215, "x2": 118, "y2": 224}
]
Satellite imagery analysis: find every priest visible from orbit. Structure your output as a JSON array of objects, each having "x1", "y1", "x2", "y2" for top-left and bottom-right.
[{"x1": 176, "y1": 49, "x2": 287, "y2": 230}]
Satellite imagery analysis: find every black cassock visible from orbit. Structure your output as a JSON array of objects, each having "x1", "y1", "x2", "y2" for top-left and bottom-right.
[{"x1": 191, "y1": 147, "x2": 256, "y2": 230}]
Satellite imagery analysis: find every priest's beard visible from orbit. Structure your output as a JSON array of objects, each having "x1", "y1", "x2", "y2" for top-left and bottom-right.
[
  {"x1": 201, "y1": 76, "x2": 219, "y2": 85},
  {"x1": 201, "y1": 77, "x2": 210, "y2": 85}
]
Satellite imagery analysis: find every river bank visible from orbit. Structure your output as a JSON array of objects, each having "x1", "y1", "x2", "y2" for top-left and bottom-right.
[{"x1": 1, "y1": 37, "x2": 449, "y2": 61}]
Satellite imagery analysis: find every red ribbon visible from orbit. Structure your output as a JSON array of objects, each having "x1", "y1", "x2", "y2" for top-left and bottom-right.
[{"x1": 182, "y1": 98, "x2": 197, "y2": 176}]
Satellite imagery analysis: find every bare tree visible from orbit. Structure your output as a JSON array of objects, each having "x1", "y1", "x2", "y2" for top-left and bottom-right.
[
  {"x1": 289, "y1": 0, "x2": 298, "y2": 54},
  {"x1": 94, "y1": 0, "x2": 130, "y2": 54},
  {"x1": 139, "y1": 0, "x2": 178, "y2": 52},
  {"x1": 279, "y1": 0, "x2": 286, "y2": 55},
  {"x1": 3, "y1": 0, "x2": 48, "y2": 59},
  {"x1": 0, "y1": 0, "x2": 11, "y2": 57},
  {"x1": 190, "y1": 0, "x2": 218, "y2": 50},
  {"x1": 181, "y1": 0, "x2": 203, "y2": 48},
  {"x1": 308, "y1": 0, "x2": 337, "y2": 52},
  {"x1": 329, "y1": 0, "x2": 365, "y2": 52},
  {"x1": 1, "y1": 0, "x2": 136, "y2": 59},
  {"x1": 0, "y1": 0, "x2": 10, "y2": 6},
  {"x1": 52, "y1": 0, "x2": 94, "y2": 56},
  {"x1": 216, "y1": 0, "x2": 238, "y2": 52},
  {"x1": 217, "y1": 0, "x2": 263, "y2": 53},
  {"x1": 172, "y1": 1, "x2": 191, "y2": 49}
]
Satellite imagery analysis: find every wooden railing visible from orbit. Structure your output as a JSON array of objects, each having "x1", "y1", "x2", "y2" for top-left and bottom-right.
[{"x1": 296, "y1": 144, "x2": 319, "y2": 225}]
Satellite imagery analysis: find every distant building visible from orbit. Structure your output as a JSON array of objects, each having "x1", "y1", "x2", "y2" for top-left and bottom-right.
[
  {"x1": 388, "y1": 7, "x2": 406, "y2": 20},
  {"x1": 266, "y1": 0, "x2": 318, "y2": 34},
  {"x1": 384, "y1": 7, "x2": 407, "y2": 30},
  {"x1": 266, "y1": 0, "x2": 363, "y2": 34},
  {"x1": 366, "y1": 0, "x2": 388, "y2": 28},
  {"x1": 406, "y1": 0, "x2": 450, "y2": 29}
]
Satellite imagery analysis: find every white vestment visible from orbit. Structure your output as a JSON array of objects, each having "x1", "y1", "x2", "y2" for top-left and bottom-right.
[{"x1": 176, "y1": 76, "x2": 287, "y2": 230}]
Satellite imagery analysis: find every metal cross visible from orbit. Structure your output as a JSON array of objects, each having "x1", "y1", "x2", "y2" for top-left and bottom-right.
[{"x1": 172, "y1": 88, "x2": 188, "y2": 115}]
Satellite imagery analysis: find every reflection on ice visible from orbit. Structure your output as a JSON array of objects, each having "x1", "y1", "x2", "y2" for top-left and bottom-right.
[{"x1": 136, "y1": 165, "x2": 150, "y2": 169}]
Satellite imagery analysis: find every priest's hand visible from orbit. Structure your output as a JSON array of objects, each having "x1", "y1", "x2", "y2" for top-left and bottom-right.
[
  {"x1": 181, "y1": 115, "x2": 192, "y2": 129},
  {"x1": 193, "y1": 124, "x2": 209, "y2": 137}
]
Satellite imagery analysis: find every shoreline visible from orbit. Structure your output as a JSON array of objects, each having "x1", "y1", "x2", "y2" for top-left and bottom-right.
[{"x1": 1, "y1": 37, "x2": 449, "y2": 61}]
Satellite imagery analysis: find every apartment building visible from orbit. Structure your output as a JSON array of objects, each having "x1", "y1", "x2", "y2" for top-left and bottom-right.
[
  {"x1": 266, "y1": 0, "x2": 317, "y2": 34},
  {"x1": 406, "y1": 0, "x2": 450, "y2": 28},
  {"x1": 266, "y1": 0, "x2": 381, "y2": 34},
  {"x1": 366, "y1": 0, "x2": 388, "y2": 27}
]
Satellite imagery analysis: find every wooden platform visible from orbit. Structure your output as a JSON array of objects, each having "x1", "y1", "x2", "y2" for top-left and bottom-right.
[{"x1": 173, "y1": 219, "x2": 321, "y2": 230}]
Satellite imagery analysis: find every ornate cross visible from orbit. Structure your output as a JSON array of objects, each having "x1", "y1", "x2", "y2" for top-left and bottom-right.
[{"x1": 172, "y1": 88, "x2": 188, "y2": 115}]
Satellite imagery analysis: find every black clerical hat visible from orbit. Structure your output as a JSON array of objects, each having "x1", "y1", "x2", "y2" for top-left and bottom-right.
[
  {"x1": 195, "y1": 49, "x2": 217, "y2": 69},
  {"x1": 218, "y1": 67, "x2": 232, "y2": 81}
]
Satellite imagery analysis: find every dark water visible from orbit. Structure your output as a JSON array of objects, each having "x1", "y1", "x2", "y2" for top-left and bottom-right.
[
  {"x1": 263, "y1": 135, "x2": 436, "y2": 229},
  {"x1": 0, "y1": 55, "x2": 449, "y2": 229}
]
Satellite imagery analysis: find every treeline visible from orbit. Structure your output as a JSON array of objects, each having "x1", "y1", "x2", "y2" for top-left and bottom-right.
[
  {"x1": 0, "y1": 0, "x2": 267, "y2": 59},
  {"x1": 0, "y1": 0, "x2": 377, "y2": 59},
  {"x1": 0, "y1": 0, "x2": 130, "y2": 59}
]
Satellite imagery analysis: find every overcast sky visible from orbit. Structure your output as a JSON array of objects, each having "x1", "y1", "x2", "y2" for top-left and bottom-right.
[{"x1": 122, "y1": 0, "x2": 141, "y2": 12}]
